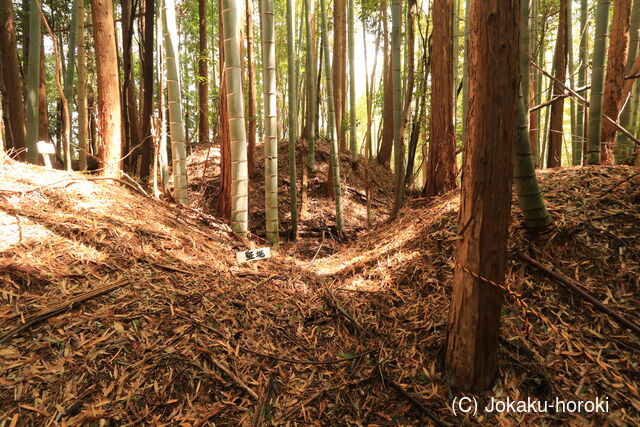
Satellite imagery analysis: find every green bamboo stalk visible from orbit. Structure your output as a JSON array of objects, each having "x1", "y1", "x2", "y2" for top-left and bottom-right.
[
  {"x1": 261, "y1": 0, "x2": 279, "y2": 245},
  {"x1": 348, "y1": 0, "x2": 356, "y2": 160},
  {"x1": 25, "y1": 0, "x2": 41, "y2": 164},
  {"x1": 319, "y1": 0, "x2": 344, "y2": 232},
  {"x1": 567, "y1": 0, "x2": 579, "y2": 165},
  {"x1": 63, "y1": 0, "x2": 79, "y2": 170},
  {"x1": 587, "y1": 0, "x2": 611, "y2": 165},
  {"x1": 286, "y1": 0, "x2": 298, "y2": 238},
  {"x1": 535, "y1": 11, "x2": 545, "y2": 166},
  {"x1": 221, "y1": 0, "x2": 249, "y2": 234},
  {"x1": 575, "y1": 0, "x2": 588, "y2": 165},
  {"x1": 157, "y1": 0, "x2": 169, "y2": 190},
  {"x1": 162, "y1": 0, "x2": 189, "y2": 204},
  {"x1": 615, "y1": 0, "x2": 640, "y2": 163},
  {"x1": 391, "y1": 0, "x2": 403, "y2": 216},
  {"x1": 515, "y1": 84, "x2": 552, "y2": 231},
  {"x1": 305, "y1": 0, "x2": 317, "y2": 172}
]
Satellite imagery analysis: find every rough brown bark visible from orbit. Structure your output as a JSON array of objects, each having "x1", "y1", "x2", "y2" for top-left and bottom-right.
[
  {"x1": 546, "y1": 0, "x2": 568, "y2": 168},
  {"x1": 245, "y1": 0, "x2": 256, "y2": 175},
  {"x1": 425, "y1": 0, "x2": 456, "y2": 196},
  {"x1": 445, "y1": 0, "x2": 520, "y2": 392},
  {"x1": 139, "y1": 0, "x2": 154, "y2": 179},
  {"x1": 601, "y1": 0, "x2": 632, "y2": 164},
  {"x1": 0, "y1": 0, "x2": 26, "y2": 154},
  {"x1": 91, "y1": 0, "x2": 123, "y2": 178},
  {"x1": 333, "y1": 0, "x2": 347, "y2": 151},
  {"x1": 198, "y1": 0, "x2": 209, "y2": 146},
  {"x1": 217, "y1": 0, "x2": 231, "y2": 220},
  {"x1": 377, "y1": 1, "x2": 394, "y2": 166}
]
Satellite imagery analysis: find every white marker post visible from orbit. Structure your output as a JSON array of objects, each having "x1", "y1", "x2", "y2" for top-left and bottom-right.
[{"x1": 37, "y1": 141, "x2": 56, "y2": 169}]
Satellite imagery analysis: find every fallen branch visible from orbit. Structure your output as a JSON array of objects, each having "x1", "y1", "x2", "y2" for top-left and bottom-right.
[
  {"x1": 599, "y1": 171, "x2": 640, "y2": 197},
  {"x1": 530, "y1": 61, "x2": 640, "y2": 147},
  {"x1": 251, "y1": 374, "x2": 276, "y2": 427},
  {"x1": 195, "y1": 345, "x2": 259, "y2": 399},
  {"x1": 381, "y1": 372, "x2": 444, "y2": 425},
  {"x1": 517, "y1": 253, "x2": 640, "y2": 337},
  {"x1": 0, "y1": 279, "x2": 130, "y2": 343},
  {"x1": 244, "y1": 346, "x2": 380, "y2": 365}
]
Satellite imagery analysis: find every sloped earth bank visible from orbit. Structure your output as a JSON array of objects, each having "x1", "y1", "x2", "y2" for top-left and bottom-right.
[
  {"x1": 187, "y1": 139, "x2": 396, "y2": 253},
  {"x1": 0, "y1": 157, "x2": 639, "y2": 425}
]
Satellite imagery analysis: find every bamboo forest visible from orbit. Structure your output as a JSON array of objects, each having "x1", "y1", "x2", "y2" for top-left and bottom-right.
[{"x1": 1, "y1": 0, "x2": 640, "y2": 424}]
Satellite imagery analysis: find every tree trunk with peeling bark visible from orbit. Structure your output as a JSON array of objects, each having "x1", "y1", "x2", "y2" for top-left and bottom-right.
[
  {"x1": 425, "y1": 0, "x2": 456, "y2": 196},
  {"x1": 601, "y1": 0, "x2": 632, "y2": 164},
  {"x1": 445, "y1": 0, "x2": 520, "y2": 392}
]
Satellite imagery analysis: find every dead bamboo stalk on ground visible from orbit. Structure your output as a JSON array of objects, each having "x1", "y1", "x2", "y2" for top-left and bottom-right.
[{"x1": 518, "y1": 253, "x2": 640, "y2": 337}]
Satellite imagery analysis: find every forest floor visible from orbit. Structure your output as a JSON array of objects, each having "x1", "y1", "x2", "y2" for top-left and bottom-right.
[{"x1": 0, "y1": 144, "x2": 639, "y2": 425}]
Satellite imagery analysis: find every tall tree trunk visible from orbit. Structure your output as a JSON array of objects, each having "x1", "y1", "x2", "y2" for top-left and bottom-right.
[
  {"x1": 246, "y1": 0, "x2": 257, "y2": 175},
  {"x1": 286, "y1": 0, "x2": 298, "y2": 238},
  {"x1": 0, "y1": 0, "x2": 26, "y2": 155},
  {"x1": 42, "y1": 9, "x2": 71, "y2": 170},
  {"x1": 0, "y1": 69, "x2": 4, "y2": 153},
  {"x1": 425, "y1": 0, "x2": 456, "y2": 197},
  {"x1": 601, "y1": 0, "x2": 632, "y2": 164},
  {"x1": 567, "y1": 0, "x2": 578, "y2": 165},
  {"x1": 221, "y1": 0, "x2": 249, "y2": 235},
  {"x1": 320, "y1": 0, "x2": 344, "y2": 232},
  {"x1": 616, "y1": 0, "x2": 640, "y2": 164},
  {"x1": 91, "y1": 0, "x2": 123, "y2": 177},
  {"x1": 77, "y1": 0, "x2": 88, "y2": 171},
  {"x1": 519, "y1": 0, "x2": 530, "y2": 114},
  {"x1": 575, "y1": 0, "x2": 588, "y2": 165},
  {"x1": 305, "y1": 0, "x2": 317, "y2": 172},
  {"x1": 390, "y1": 0, "x2": 404, "y2": 216},
  {"x1": 140, "y1": 0, "x2": 154, "y2": 179},
  {"x1": 347, "y1": 0, "x2": 356, "y2": 160},
  {"x1": 394, "y1": 0, "x2": 416, "y2": 205},
  {"x1": 333, "y1": 0, "x2": 346, "y2": 151},
  {"x1": 122, "y1": 0, "x2": 140, "y2": 174},
  {"x1": 162, "y1": 0, "x2": 189, "y2": 203},
  {"x1": 445, "y1": 0, "x2": 520, "y2": 392},
  {"x1": 546, "y1": 0, "x2": 567, "y2": 168},
  {"x1": 198, "y1": 0, "x2": 209, "y2": 147},
  {"x1": 38, "y1": 39, "x2": 49, "y2": 145},
  {"x1": 261, "y1": 0, "x2": 279, "y2": 245},
  {"x1": 377, "y1": 1, "x2": 394, "y2": 166},
  {"x1": 587, "y1": 0, "x2": 612, "y2": 165},
  {"x1": 25, "y1": 0, "x2": 41, "y2": 164}
]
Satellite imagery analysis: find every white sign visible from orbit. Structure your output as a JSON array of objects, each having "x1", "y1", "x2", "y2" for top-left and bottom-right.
[
  {"x1": 37, "y1": 141, "x2": 56, "y2": 169},
  {"x1": 236, "y1": 247, "x2": 271, "y2": 263}
]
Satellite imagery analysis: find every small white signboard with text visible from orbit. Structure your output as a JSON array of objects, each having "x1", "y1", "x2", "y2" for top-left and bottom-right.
[{"x1": 236, "y1": 247, "x2": 271, "y2": 263}]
